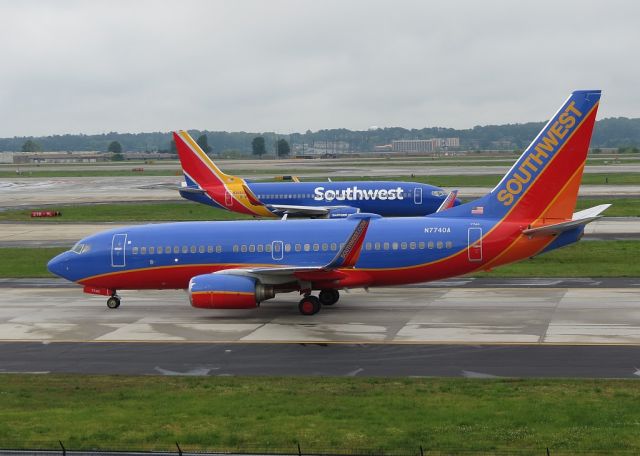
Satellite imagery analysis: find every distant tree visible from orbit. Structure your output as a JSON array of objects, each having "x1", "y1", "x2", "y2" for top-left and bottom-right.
[
  {"x1": 252, "y1": 136, "x2": 266, "y2": 158},
  {"x1": 111, "y1": 152, "x2": 125, "y2": 161},
  {"x1": 108, "y1": 141, "x2": 122, "y2": 154},
  {"x1": 169, "y1": 139, "x2": 177, "y2": 154},
  {"x1": 21, "y1": 139, "x2": 42, "y2": 152},
  {"x1": 196, "y1": 134, "x2": 212, "y2": 153},
  {"x1": 276, "y1": 138, "x2": 290, "y2": 157}
]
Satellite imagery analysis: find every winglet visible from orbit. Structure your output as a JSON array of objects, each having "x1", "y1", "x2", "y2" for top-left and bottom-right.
[
  {"x1": 326, "y1": 215, "x2": 378, "y2": 268},
  {"x1": 436, "y1": 190, "x2": 458, "y2": 213}
]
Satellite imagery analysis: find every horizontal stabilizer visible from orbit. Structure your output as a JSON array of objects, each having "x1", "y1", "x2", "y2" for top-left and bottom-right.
[
  {"x1": 522, "y1": 204, "x2": 610, "y2": 237},
  {"x1": 436, "y1": 190, "x2": 458, "y2": 213}
]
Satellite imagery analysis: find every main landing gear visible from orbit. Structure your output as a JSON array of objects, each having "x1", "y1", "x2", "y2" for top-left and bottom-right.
[
  {"x1": 106, "y1": 293, "x2": 121, "y2": 309},
  {"x1": 298, "y1": 289, "x2": 340, "y2": 316}
]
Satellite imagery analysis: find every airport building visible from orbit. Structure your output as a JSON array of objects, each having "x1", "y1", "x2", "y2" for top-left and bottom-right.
[{"x1": 390, "y1": 138, "x2": 460, "y2": 153}]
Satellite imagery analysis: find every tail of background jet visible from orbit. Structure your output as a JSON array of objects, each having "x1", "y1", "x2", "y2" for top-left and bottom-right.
[
  {"x1": 439, "y1": 90, "x2": 601, "y2": 225},
  {"x1": 174, "y1": 130, "x2": 241, "y2": 189}
]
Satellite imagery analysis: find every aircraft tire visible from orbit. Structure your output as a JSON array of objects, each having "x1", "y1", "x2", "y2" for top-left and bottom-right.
[
  {"x1": 319, "y1": 289, "x2": 339, "y2": 306},
  {"x1": 107, "y1": 296, "x2": 121, "y2": 309},
  {"x1": 299, "y1": 296, "x2": 321, "y2": 316}
]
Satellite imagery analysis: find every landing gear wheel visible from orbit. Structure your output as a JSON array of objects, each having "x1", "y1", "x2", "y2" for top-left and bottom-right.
[
  {"x1": 319, "y1": 289, "x2": 340, "y2": 306},
  {"x1": 298, "y1": 296, "x2": 321, "y2": 316},
  {"x1": 106, "y1": 296, "x2": 121, "y2": 309}
]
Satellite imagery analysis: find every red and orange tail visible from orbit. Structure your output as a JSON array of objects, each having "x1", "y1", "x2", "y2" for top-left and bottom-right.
[
  {"x1": 173, "y1": 131, "x2": 273, "y2": 217},
  {"x1": 173, "y1": 130, "x2": 239, "y2": 188}
]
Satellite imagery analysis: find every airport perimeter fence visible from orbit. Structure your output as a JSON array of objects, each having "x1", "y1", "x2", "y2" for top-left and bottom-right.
[{"x1": 0, "y1": 442, "x2": 638, "y2": 456}]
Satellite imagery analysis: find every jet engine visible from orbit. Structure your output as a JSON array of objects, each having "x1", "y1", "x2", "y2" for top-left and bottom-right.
[
  {"x1": 188, "y1": 274, "x2": 275, "y2": 309},
  {"x1": 327, "y1": 207, "x2": 359, "y2": 219}
]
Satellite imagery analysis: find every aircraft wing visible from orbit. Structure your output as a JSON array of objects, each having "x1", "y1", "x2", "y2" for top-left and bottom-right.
[
  {"x1": 211, "y1": 214, "x2": 377, "y2": 283},
  {"x1": 266, "y1": 204, "x2": 363, "y2": 218},
  {"x1": 522, "y1": 204, "x2": 611, "y2": 237}
]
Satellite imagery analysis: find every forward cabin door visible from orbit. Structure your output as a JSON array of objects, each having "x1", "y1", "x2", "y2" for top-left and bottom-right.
[
  {"x1": 111, "y1": 233, "x2": 127, "y2": 267},
  {"x1": 414, "y1": 187, "x2": 422, "y2": 204},
  {"x1": 225, "y1": 190, "x2": 233, "y2": 207},
  {"x1": 467, "y1": 227, "x2": 483, "y2": 262}
]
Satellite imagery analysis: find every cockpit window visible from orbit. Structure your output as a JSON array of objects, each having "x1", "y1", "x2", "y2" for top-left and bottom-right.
[{"x1": 71, "y1": 242, "x2": 91, "y2": 254}]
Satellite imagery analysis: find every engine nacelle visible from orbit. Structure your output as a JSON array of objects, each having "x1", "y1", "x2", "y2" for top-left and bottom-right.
[
  {"x1": 327, "y1": 207, "x2": 359, "y2": 219},
  {"x1": 188, "y1": 274, "x2": 275, "y2": 309}
]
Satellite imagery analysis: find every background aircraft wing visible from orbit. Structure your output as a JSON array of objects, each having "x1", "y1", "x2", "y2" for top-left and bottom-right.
[{"x1": 266, "y1": 204, "x2": 364, "y2": 218}]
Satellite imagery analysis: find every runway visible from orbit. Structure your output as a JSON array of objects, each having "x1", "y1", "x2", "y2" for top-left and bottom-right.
[
  {"x1": 1, "y1": 283, "x2": 639, "y2": 377},
  {"x1": 1, "y1": 285, "x2": 639, "y2": 344}
]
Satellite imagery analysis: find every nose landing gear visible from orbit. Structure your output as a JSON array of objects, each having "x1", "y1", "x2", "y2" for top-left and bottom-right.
[{"x1": 106, "y1": 294, "x2": 121, "y2": 309}]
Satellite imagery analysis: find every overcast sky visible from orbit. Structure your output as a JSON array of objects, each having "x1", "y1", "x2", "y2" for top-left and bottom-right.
[{"x1": 0, "y1": 0, "x2": 638, "y2": 137}]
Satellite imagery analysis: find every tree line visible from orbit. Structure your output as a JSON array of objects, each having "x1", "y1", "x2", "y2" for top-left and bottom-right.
[{"x1": 3, "y1": 117, "x2": 640, "y2": 154}]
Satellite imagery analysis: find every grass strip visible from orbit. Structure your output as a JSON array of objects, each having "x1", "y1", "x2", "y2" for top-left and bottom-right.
[
  {"x1": 2, "y1": 241, "x2": 637, "y2": 278},
  {"x1": 0, "y1": 375, "x2": 639, "y2": 454}
]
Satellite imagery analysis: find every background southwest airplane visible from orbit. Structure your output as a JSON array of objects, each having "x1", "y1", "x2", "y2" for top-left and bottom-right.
[
  {"x1": 174, "y1": 130, "x2": 458, "y2": 218},
  {"x1": 48, "y1": 90, "x2": 607, "y2": 315}
]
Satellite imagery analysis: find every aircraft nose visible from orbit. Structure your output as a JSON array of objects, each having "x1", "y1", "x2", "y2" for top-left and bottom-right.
[{"x1": 47, "y1": 252, "x2": 71, "y2": 279}]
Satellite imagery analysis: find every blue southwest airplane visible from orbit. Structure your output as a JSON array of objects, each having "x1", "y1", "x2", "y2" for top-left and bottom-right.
[
  {"x1": 174, "y1": 130, "x2": 459, "y2": 218},
  {"x1": 48, "y1": 90, "x2": 608, "y2": 315}
]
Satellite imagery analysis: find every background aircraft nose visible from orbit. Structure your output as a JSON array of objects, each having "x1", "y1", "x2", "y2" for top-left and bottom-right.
[{"x1": 47, "y1": 252, "x2": 70, "y2": 279}]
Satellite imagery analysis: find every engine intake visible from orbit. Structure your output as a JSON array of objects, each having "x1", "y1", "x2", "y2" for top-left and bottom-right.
[{"x1": 188, "y1": 274, "x2": 275, "y2": 309}]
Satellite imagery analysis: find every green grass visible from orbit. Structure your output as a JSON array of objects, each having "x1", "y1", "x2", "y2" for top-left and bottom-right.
[
  {"x1": 473, "y1": 240, "x2": 638, "y2": 278},
  {"x1": 0, "y1": 247, "x2": 65, "y2": 277},
  {"x1": 1, "y1": 169, "x2": 184, "y2": 178},
  {"x1": 0, "y1": 202, "x2": 253, "y2": 222},
  {"x1": 575, "y1": 198, "x2": 640, "y2": 216},
  {"x1": 3, "y1": 241, "x2": 638, "y2": 279},
  {"x1": 0, "y1": 375, "x2": 639, "y2": 454}
]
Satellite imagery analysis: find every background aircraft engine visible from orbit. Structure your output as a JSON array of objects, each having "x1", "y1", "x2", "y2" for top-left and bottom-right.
[
  {"x1": 189, "y1": 274, "x2": 275, "y2": 309},
  {"x1": 327, "y1": 207, "x2": 359, "y2": 219}
]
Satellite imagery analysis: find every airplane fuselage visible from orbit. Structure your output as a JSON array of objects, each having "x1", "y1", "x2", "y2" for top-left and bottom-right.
[
  {"x1": 181, "y1": 180, "x2": 451, "y2": 217},
  {"x1": 49, "y1": 215, "x2": 582, "y2": 292}
]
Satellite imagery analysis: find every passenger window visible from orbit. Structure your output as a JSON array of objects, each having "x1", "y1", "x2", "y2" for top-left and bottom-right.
[
  {"x1": 322, "y1": 243, "x2": 328, "y2": 251},
  {"x1": 157, "y1": 246, "x2": 163, "y2": 254},
  {"x1": 132, "y1": 247, "x2": 138, "y2": 255},
  {"x1": 401, "y1": 242, "x2": 407, "y2": 250},
  {"x1": 149, "y1": 247, "x2": 155, "y2": 254},
  {"x1": 410, "y1": 242, "x2": 416, "y2": 250},
  {"x1": 304, "y1": 244, "x2": 311, "y2": 252},
  {"x1": 446, "y1": 241, "x2": 453, "y2": 249},
  {"x1": 365, "y1": 242, "x2": 372, "y2": 250},
  {"x1": 273, "y1": 243, "x2": 281, "y2": 252},
  {"x1": 313, "y1": 244, "x2": 319, "y2": 251},
  {"x1": 331, "y1": 243, "x2": 337, "y2": 251},
  {"x1": 141, "y1": 247, "x2": 147, "y2": 255},
  {"x1": 207, "y1": 246, "x2": 213, "y2": 253},
  {"x1": 190, "y1": 246, "x2": 196, "y2": 253},
  {"x1": 181, "y1": 246, "x2": 188, "y2": 254},
  {"x1": 437, "y1": 241, "x2": 443, "y2": 249},
  {"x1": 265, "y1": 244, "x2": 272, "y2": 252},
  {"x1": 295, "y1": 244, "x2": 302, "y2": 252},
  {"x1": 256, "y1": 244, "x2": 263, "y2": 253},
  {"x1": 233, "y1": 245, "x2": 239, "y2": 253},
  {"x1": 374, "y1": 242, "x2": 381, "y2": 250},
  {"x1": 216, "y1": 245, "x2": 222, "y2": 253},
  {"x1": 199, "y1": 246, "x2": 205, "y2": 253},
  {"x1": 249, "y1": 245, "x2": 255, "y2": 253},
  {"x1": 428, "y1": 241, "x2": 434, "y2": 249},
  {"x1": 173, "y1": 246, "x2": 179, "y2": 254},
  {"x1": 241, "y1": 245, "x2": 247, "y2": 253},
  {"x1": 392, "y1": 242, "x2": 398, "y2": 250},
  {"x1": 419, "y1": 242, "x2": 425, "y2": 249},
  {"x1": 285, "y1": 244, "x2": 291, "y2": 252},
  {"x1": 383, "y1": 242, "x2": 390, "y2": 250}
]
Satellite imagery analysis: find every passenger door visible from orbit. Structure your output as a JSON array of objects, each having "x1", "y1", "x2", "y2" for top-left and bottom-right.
[
  {"x1": 414, "y1": 187, "x2": 422, "y2": 204},
  {"x1": 467, "y1": 227, "x2": 482, "y2": 262},
  {"x1": 111, "y1": 233, "x2": 127, "y2": 267}
]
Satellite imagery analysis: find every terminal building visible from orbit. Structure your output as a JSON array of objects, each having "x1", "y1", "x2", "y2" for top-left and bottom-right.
[{"x1": 390, "y1": 138, "x2": 460, "y2": 153}]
